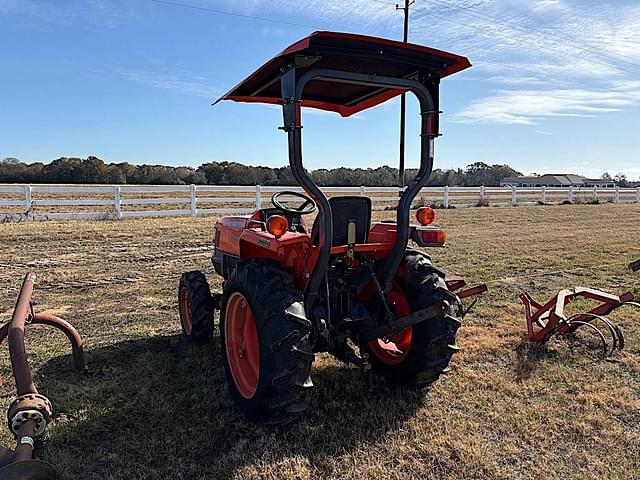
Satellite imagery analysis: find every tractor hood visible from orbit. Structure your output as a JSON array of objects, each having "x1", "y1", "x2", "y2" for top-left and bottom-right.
[{"x1": 213, "y1": 31, "x2": 471, "y2": 117}]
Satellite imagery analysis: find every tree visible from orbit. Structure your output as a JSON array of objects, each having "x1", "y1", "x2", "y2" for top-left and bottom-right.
[
  {"x1": 79, "y1": 156, "x2": 108, "y2": 183},
  {"x1": 0, "y1": 158, "x2": 25, "y2": 182},
  {"x1": 45, "y1": 157, "x2": 84, "y2": 183},
  {"x1": 0, "y1": 157, "x2": 532, "y2": 187},
  {"x1": 274, "y1": 166, "x2": 296, "y2": 185},
  {"x1": 198, "y1": 162, "x2": 225, "y2": 184},
  {"x1": 463, "y1": 162, "x2": 522, "y2": 186},
  {"x1": 614, "y1": 173, "x2": 628, "y2": 187}
]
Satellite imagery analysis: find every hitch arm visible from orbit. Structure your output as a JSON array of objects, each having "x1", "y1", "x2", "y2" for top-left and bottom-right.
[{"x1": 359, "y1": 303, "x2": 445, "y2": 344}]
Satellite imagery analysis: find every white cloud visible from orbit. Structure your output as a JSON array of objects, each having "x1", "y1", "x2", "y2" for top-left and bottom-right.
[
  {"x1": 453, "y1": 86, "x2": 640, "y2": 125},
  {"x1": 410, "y1": 1, "x2": 640, "y2": 125},
  {"x1": 5, "y1": 0, "x2": 640, "y2": 126},
  {"x1": 228, "y1": 0, "x2": 640, "y2": 125},
  {"x1": 117, "y1": 69, "x2": 221, "y2": 98},
  {"x1": 0, "y1": 0, "x2": 139, "y2": 27},
  {"x1": 531, "y1": 0, "x2": 568, "y2": 13}
]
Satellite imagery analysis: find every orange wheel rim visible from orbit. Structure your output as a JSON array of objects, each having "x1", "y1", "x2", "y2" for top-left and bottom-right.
[
  {"x1": 179, "y1": 287, "x2": 192, "y2": 335},
  {"x1": 225, "y1": 292, "x2": 260, "y2": 399},
  {"x1": 368, "y1": 289, "x2": 413, "y2": 365}
]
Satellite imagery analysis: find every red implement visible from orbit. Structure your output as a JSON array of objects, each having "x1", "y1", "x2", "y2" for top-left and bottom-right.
[
  {"x1": 0, "y1": 272, "x2": 86, "y2": 478},
  {"x1": 520, "y1": 287, "x2": 639, "y2": 359}
]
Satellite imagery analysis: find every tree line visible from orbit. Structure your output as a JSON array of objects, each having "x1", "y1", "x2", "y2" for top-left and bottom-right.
[{"x1": 0, "y1": 156, "x2": 522, "y2": 187}]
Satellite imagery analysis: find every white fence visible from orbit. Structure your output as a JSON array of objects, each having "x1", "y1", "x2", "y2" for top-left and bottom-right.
[{"x1": 0, "y1": 184, "x2": 638, "y2": 222}]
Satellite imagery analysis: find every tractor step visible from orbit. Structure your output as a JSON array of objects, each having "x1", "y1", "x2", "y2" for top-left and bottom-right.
[{"x1": 520, "y1": 287, "x2": 639, "y2": 360}]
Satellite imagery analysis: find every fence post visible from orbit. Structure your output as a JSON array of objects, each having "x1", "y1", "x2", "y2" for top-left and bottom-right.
[
  {"x1": 511, "y1": 185, "x2": 517, "y2": 206},
  {"x1": 255, "y1": 185, "x2": 262, "y2": 210},
  {"x1": 23, "y1": 184, "x2": 33, "y2": 220},
  {"x1": 360, "y1": 185, "x2": 366, "y2": 196},
  {"x1": 636, "y1": 186, "x2": 640, "y2": 203},
  {"x1": 540, "y1": 186, "x2": 546, "y2": 204},
  {"x1": 114, "y1": 186, "x2": 122, "y2": 219},
  {"x1": 480, "y1": 185, "x2": 485, "y2": 203},
  {"x1": 614, "y1": 186, "x2": 620, "y2": 203},
  {"x1": 443, "y1": 186, "x2": 449, "y2": 208},
  {"x1": 190, "y1": 184, "x2": 197, "y2": 217},
  {"x1": 592, "y1": 186, "x2": 598, "y2": 202},
  {"x1": 568, "y1": 185, "x2": 574, "y2": 203}
]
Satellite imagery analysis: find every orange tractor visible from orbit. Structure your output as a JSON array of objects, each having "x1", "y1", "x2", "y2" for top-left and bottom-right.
[{"x1": 179, "y1": 32, "x2": 484, "y2": 424}]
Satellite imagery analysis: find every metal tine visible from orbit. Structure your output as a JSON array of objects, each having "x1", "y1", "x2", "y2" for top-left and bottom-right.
[
  {"x1": 563, "y1": 320, "x2": 609, "y2": 360},
  {"x1": 611, "y1": 321, "x2": 625, "y2": 351},
  {"x1": 566, "y1": 312, "x2": 623, "y2": 358}
]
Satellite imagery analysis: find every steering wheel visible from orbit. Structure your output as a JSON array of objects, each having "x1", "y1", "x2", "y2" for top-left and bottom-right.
[{"x1": 271, "y1": 191, "x2": 318, "y2": 215}]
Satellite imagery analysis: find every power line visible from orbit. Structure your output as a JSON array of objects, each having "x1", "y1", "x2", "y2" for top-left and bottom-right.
[
  {"x1": 151, "y1": 0, "x2": 639, "y2": 77},
  {"x1": 372, "y1": 0, "x2": 639, "y2": 74},
  {"x1": 149, "y1": 0, "x2": 321, "y2": 30},
  {"x1": 391, "y1": 4, "x2": 640, "y2": 76},
  {"x1": 369, "y1": 0, "x2": 398, "y2": 5},
  {"x1": 419, "y1": 0, "x2": 640, "y2": 70},
  {"x1": 426, "y1": 0, "x2": 640, "y2": 66}
]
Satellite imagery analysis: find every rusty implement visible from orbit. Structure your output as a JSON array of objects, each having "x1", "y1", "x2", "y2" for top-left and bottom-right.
[
  {"x1": 520, "y1": 287, "x2": 639, "y2": 359},
  {"x1": 0, "y1": 272, "x2": 87, "y2": 479}
]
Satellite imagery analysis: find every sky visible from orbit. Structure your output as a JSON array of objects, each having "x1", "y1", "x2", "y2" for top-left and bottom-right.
[{"x1": 1, "y1": 0, "x2": 639, "y2": 179}]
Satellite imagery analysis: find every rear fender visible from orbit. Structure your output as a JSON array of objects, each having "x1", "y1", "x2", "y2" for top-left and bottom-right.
[{"x1": 239, "y1": 229, "x2": 312, "y2": 290}]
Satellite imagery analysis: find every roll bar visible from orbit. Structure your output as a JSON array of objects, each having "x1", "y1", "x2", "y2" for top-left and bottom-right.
[{"x1": 280, "y1": 66, "x2": 437, "y2": 308}]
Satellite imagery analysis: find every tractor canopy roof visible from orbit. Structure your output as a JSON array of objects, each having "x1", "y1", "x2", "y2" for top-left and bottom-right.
[{"x1": 214, "y1": 31, "x2": 471, "y2": 117}]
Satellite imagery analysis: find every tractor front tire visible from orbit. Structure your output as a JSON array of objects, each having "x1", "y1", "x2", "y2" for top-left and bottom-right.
[
  {"x1": 178, "y1": 271, "x2": 214, "y2": 344},
  {"x1": 220, "y1": 259, "x2": 314, "y2": 425},
  {"x1": 367, "y1": 252, "x2": 461, "y2": 387}
]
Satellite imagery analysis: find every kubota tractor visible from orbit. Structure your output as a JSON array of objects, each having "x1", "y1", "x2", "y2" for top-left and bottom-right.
[{"x1": 179, "y1": 31, "x2": 485, "y2": 425}]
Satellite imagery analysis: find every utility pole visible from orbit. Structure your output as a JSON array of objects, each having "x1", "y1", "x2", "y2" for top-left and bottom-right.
[{"x1": 396, "y1": 0, "x2": 414, "y2": 187}]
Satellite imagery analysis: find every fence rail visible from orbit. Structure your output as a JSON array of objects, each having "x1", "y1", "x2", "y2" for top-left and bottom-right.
[{"x1": 0, "y1": 184, "x2": 638, "y2": 222}]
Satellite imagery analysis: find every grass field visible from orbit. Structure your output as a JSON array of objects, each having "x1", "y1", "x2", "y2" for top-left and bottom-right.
[{"x1": 1, "y1": 203, "x2": 639, "y2": 479}]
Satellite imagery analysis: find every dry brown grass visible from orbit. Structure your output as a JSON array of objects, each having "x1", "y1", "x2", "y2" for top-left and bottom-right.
[{"x1": 0, "y1": 203, "x2": 639, "y2": 479}]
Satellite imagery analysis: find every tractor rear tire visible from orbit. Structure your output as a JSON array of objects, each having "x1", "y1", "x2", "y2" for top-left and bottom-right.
[
  {"x1": 220, "y1": 259, "x2": 314, "y2": 425},
  {"x1": 178, "y1": 271, "x2": 214, "y2": 344},
  {"x1": 367, "y1": 252, "x2": 461, "y2": 387}
]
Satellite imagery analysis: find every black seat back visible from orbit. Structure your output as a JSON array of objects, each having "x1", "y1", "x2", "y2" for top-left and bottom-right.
[{"x1": 312, "y1": 196, "x2": 372, "y2": 246}]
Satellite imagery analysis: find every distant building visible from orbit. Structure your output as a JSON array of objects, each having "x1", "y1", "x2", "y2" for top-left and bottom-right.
[{"x1": 499, "y1": 174, "x2": 615, "y2": 188}]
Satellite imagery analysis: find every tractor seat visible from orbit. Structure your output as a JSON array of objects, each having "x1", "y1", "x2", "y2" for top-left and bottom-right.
[{"x1": 311, "y1": 196, "x2": 372, "y2": 247}]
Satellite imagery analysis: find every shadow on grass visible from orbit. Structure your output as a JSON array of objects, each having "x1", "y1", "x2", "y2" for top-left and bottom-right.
[
  {"x1": 36, "y1": 335, "x2": 426, "y2": 479},
  {"x1": 514, "y1": 335, "x2": 560, "y2": 382}
]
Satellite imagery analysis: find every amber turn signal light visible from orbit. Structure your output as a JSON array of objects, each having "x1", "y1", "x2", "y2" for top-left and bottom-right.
[
  {"x1": 266, "y1": 215, "x2": 289, "y2": 238},
  {"x1": 420, "y1": 229, "x2": 446, "y2": 245},
  {"x1": 416, "y1": 207, "x2": 435, "y2": 225}
]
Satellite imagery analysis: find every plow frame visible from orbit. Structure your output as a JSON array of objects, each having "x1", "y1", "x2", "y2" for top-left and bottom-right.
[
  {"x1": 0, "y1": 272, "x2": 86, "y2": 479},
  {"x1": 520, "y1": 287, "x2": 638, "y2": 359}
]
